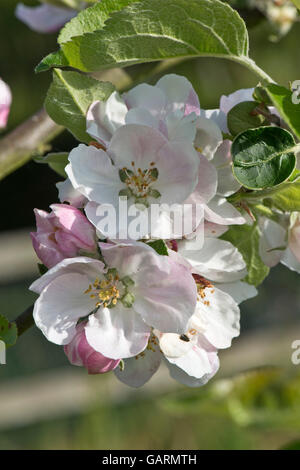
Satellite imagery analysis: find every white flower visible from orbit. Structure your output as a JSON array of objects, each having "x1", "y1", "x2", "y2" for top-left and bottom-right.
[
  {"x1": 87, "y1": 73, "x2": 223, "y2": 157},
  {"x1": 15, "y1": 3, "x2": 77, "y2": 33},
  {"x1": 115, "y1": 274, "x2": 240, "y2": 388},
  {"x1": 30, "y1": 242, "x2": 197, "y2": 359}
]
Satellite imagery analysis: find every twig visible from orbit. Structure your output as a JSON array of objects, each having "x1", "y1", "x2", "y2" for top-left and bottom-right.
[
  {"x1": 0, "y1": 110, "x2": 63, "y2": 181},
  {"x1": 14, "y1": 305, "x2": 34, "y2": 337}
]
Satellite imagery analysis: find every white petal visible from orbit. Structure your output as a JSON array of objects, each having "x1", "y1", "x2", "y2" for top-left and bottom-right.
[
  {"x1": 66, "y1": 144, "x2": 122, "y2": 205},
  {"x1": 33, "y1": 273, "x2": 95, "y2": 345},
  {"x1": 281, "y1": 247, "x2": 300, "y2": 273},
  {"x1": 194, "y1": 117, "x2": 222, "y2": 160},
  {"x1": 201, "y1": 108, "x2": 228, "y2": 133},
  {"x1": 114, "y1": 340, "x2": 162, "y2": 388},
  {"x1": 259, "y1": 218, "x2": 287, "y2": 267},
  {"x1": 192, "y1": 287, "x2": 240, "y2": 349},
  {"x1": 204, "y1": 196, "x2": 246, "y2": 225},
  {"x1": 220, "y1": 88, "x2": 254, "y2": 114},
  {"x1": 86, "y1": 92, "x2": 127, "y2": 145},
  {"x1": 30, "y1": 257, "x2": 105, "y2": 294},
  {"x1": 15, "y1": 4, "x2": 76, "y2": 33},
  {"x1": 85, "y1": 305, "x2": 150, "y2": 359},
  {"x1": 125, "y1": 108, "x2": 159, "y2": 128},
  {"x1": 166, "y1": 348, "x2": 219, "y2": 387},
  {"x1": 212, "y1": 140, "x2": 241, "y2": 196},
  {"x1": 179, "y1": 238, "x2": 246, "y2": 282},
  {"x1": 56, "y1": 178, "x2": 87, "y2": 208},
  {"x1": 156, "y1": 74, "x2": 198, "y2": 113},
  {"x1": 125, "y1": 83, "x2": 166, "y2": 114},
  {"x1": 216, "y1": 281, "x2": 257, "y2": 304}
]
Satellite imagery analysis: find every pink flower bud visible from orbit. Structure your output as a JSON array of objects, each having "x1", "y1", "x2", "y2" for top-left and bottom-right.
[
  {"x1": 64, "y1": 322, "x2": 120, "y2": 374},
  {"x1": 0, "y1": 78, "x2": 12, "y2": 129},
  {"x1": 31, "y1": 203, "x2": 97, "y2": 268}
]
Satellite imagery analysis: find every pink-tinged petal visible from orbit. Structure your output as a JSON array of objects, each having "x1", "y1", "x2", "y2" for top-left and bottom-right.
[
  {"x1": 212, "y1": 140, "x2": 241, "y2": 196},
  {"x1": 66, "y1": 144, "x2": 122, "y2": 205},
  {"x1": 259, "y1": 218, "x2": 286, "y2": 267},
  {"x1": 50, "y1": 204, "x2": 96, "y2": 250},
  {"x1": 114, "y1": 339, "x2": 162, "y2": 387},
  {"x1": 204, "y1": 196, "x2": 246, "y2": 225},
  {"x1": 64, "y1": 322, "x2": 120, "y2": 374},
  {"x1": 125, "y1": 83, "x2": 166, "y2": 114},
  {"x1": 31, "y1": 205, "x2": 97, "y2": 268},
  {"x1": 0, "y1": 106, "x2": 10, "y2": 129},
  {"x1": 185, "y1": 155, "x2": 217, "y2": 205},
  {"x1": 191, "y1": 287, "x2": 240, "y2": 349},
  {"x1": 86, "y1": 92, "x2": 127, "y2": 145},
  {"x1": 85, "y1": 305, "x2": 151, "y2": 359},
  {"x1": 194, "y1": 117, "x2": 222, "y2": 160},
  {"x1": 125, "y1": 108, "x2": 159, "y2": 129},
  {"x1": 185, "y1": 88, "x2": 201, "y2": 116},
  {"x1": 216, "y1": 281, "x2": 257, "y2": 305},
  {"x1": 33, "y1": 272, "x2": 96, "y2": 345},
  {"x1": 30, "y1": 256, "x2": 106, "y2": 294},
  {"x1": 30, "y1": 231, "x2": 65, "y2": 268},
  {"x1": 133, "y1": 259, "x2": 197, "y2": 334},
  {"x1": 220, "y1": 88, "x2": 254, "y2": 115},
  {"x1": 108, "y1": 124, "x2": 199, "y2": 204},
  {"x1": 15, "y1": 4, "x2": 76, "y2": 33},
  {"x1": 56, "y1": 178, "x2": 87, "y2": 208},
  {"x1": 156, "y1": 74, "x2": 199, "y2": 114},
  {"x1": 179, "y1": 238, "x2": 246, "y2": 283},
  {"x1": 100, "y1": 242, "x2": 197, "y2": 333}
]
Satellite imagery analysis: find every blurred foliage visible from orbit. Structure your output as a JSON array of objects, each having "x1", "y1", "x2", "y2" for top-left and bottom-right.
[{"x1": 160, "y1": 368, "x2": 300, "y2": 430}]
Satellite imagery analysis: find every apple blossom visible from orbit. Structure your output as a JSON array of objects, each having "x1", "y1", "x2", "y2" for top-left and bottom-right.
[
  {"x1": 66, "y1": 124, "x2": 217, "y2": 238},
  {"x1": 30, "y1": 242, "x2": 197, "y2": 359},
  {"x1": 31, "y1": 204, "x2": 97, "y2": 268},
  {"x1": 0, "y1": 78, "x2": 12, "y2": 129},
  {"x1": 87, "y1": 74, "x2": 223, "y2": 163},
  {"x1": 15, "y1": 3, "x2": 77, "y2": 34},
  {"x1": 115, "y1": 274, "x2": 240, "y2": 388},
  {"x1": 64, "y1": 321, "x2": 120, "y2": 374}
]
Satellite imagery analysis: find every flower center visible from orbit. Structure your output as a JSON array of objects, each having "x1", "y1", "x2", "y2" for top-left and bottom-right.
[
  {"x1": 119, "y1": 161, "x2": 160, "y2": 203},
  {"x1": 85, "y1": 272, "x2": 121, "y2": 308},
  {"x1": 193, "y1": 273, "x2": 215, "y2": 306},
  {"x1": 84, "y1": 270, "x2": 135, "y2": 309}
]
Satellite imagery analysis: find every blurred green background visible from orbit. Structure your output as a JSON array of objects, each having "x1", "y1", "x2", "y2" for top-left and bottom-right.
[{"x1": 0, "y1": 0, "x2": 300, "y2": 450}]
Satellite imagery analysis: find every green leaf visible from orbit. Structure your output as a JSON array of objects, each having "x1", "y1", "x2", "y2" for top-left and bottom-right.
[
  {"x1": 45, "y1": 69, "x2": 115, "y2": 142},
  {"x1": 256, "y1": 180, "x2": 300, "y2": 212},
  {"x1": 35, "y1": 152, "x2": 69, "y2": 177},
  {"x1": 36, "y1": 0, "x2": 249, "y2": 73},
  {"x1": 147, "y1": 240, "x2": 168, "y2": 256},
  {"x1": 58, "y1": 0, "x2": 135, "y2": 44},
  {"x1": 221, "y1": 224, "x2": 269, "y2": 286},
  {"x1": 232, "y1": 127, "x2": 297, "y2": 190},
  {"x1": 290, "y1": 0, "x2": 300, "y2": 10},
  {"x1": 38, "y1": 263, "x2": 49, "y2": 276},
  {"x1": 227, "y1": 101, "x2": 268, "y2": 137},
  {"x1": 0, "y1": 315, "x2": 18, "y2": 347},
  {"x1": 266, "y1": 84, "x2": 300, "y2": 140}
]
